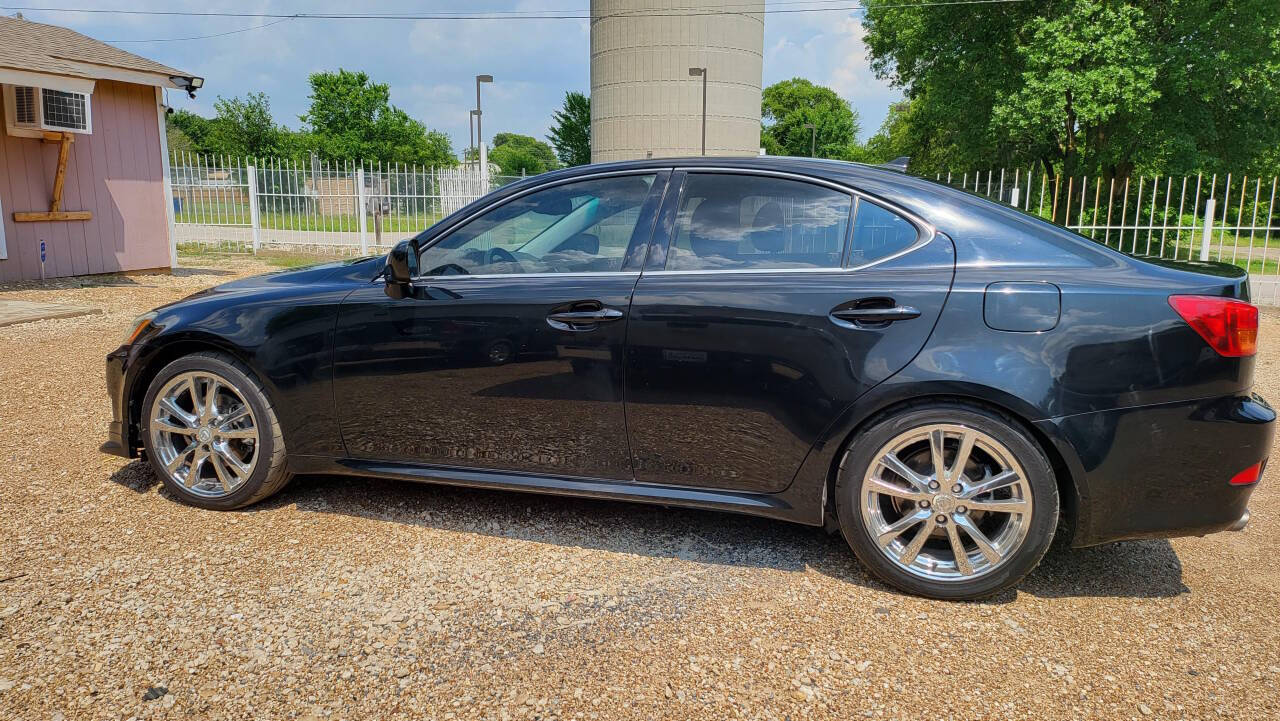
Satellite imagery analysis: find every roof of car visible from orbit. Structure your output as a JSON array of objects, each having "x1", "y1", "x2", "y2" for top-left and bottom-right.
[
  {"x1": 530, "y1": 156, "x2": 1122, "y2": 270},
  {"x1": 517, "y1": 156, "x2": 962, "y2": 224},
  {"x1": 544, "y1": 155, "x2": 905, "y2": 180}
]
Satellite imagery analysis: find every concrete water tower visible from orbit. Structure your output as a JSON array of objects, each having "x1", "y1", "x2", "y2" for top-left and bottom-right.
[{"x1": 589, "y1": 0, "x2": 764, "y2": 161}]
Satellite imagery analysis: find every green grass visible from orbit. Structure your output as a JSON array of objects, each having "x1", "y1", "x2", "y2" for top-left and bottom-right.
[
  {"x1": 175, "y1": 202, "x2": 446, "y2": 234},
  {"x1": 177, "y1": 245, "x2": 353, "y2": 269}
]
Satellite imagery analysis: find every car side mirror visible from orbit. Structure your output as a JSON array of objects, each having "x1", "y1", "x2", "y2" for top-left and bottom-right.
[{"x1": 384, "y1": 239, "x2": 419, "y2": 299}]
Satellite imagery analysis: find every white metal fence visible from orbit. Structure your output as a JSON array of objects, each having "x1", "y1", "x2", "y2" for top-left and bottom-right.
[
  {"x1": 937, "y1": 166, "x2": 1280, "y2": 302},
  {"x1": 167, "y1": 154, "x2": 1280, "y2": 302},
  {"x1": 168, "y1": 152, "x2": 523, "y2": 255}
]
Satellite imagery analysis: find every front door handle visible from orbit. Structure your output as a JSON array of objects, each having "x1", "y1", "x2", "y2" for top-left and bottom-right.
[
  {"x1": 547, "y1": 307, "x2": 624, "y2": 331},
  {"x1": 830, "y1": 305, "x2": 921, "y2": 325}
]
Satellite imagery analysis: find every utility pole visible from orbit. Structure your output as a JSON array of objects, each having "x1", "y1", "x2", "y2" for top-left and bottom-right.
[
  {"x1": 688, "y1": 67, "x2": 707, "y2": 156},
  {"x1": 475, "y1": 74, "x2": 493, "y2": 184},
  {"x1": 803, "y1": 122, "x2": 816, "y2": 157}
]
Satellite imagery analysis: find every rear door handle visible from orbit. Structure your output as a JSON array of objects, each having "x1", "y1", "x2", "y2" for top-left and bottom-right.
[
  {"x1": 547, "y1": 308, "x2": 624, "y2": 331},
  {"x1": 830, "y1": 305, "x2": 921, "y2": 325}
]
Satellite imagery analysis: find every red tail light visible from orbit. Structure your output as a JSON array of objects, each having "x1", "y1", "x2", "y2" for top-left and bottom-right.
[
  {"x1": 1229, "y1": 461, "x2": 1262, "y2": 486},
  {"x1": 1168, "y1": 295, "x2": 1258, "y2": 357}
]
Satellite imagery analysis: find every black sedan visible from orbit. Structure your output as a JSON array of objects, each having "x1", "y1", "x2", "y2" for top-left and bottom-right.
[{"x1": 102, "y1": 157, "x2": 1272, "y2": 600}]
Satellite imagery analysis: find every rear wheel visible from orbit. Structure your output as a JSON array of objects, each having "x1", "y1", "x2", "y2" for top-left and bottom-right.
[
  {"x1": 836, "y1": 404, "x2": 1058, "y2": 600},
  {"x1": 141, "y1": 352, "x2": 291, "y2": 510},
  {"x1": 484, "y1": 339, "x2": 514, "y2": 366}
]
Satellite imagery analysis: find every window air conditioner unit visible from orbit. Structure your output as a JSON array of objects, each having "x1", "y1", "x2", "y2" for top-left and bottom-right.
[{"x1": 5, "y1": 85, "x2": 92, "y2": 134}]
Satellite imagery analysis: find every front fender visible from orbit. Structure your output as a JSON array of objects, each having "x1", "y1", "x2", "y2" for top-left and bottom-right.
[{"x1": 120, "y1": 283, "x2": 357, "y2": 459}]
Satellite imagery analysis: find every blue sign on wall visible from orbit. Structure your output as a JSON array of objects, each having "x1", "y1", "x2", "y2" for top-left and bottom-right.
[{"x1": 40, "y1": 240, "x2": 45, "y2": 263}]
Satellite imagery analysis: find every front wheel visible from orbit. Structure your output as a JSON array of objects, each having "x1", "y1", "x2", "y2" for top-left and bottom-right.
[
  {"x1": 141, "y1": 351, "x2": 291, "y2": 510},
  {"x1": 835, "y1": 404, "x2": 1059, "y2": 600}
]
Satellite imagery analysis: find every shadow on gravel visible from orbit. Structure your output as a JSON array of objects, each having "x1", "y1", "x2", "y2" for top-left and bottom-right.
[
  {"x1": 1020, "y1": 539, "x2": 1188, "y2": 599},
  {"x1": 225, "y1": 473, "x2": 1187, "y2": 601},
  {"x1": 110, "y1": 460, "x2": 160, "y2": 493}
]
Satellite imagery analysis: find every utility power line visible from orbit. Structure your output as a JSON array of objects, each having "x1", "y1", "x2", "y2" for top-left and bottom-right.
[
  {"x1": 2, "y1": 0, "x2": 1030, "y2": 22},
  {"x1": 2, "y1": 0, "x2": 1031, "y2": 43},
  {"x1": 107, "y1": 17, "x2": 295, "y2": 43}
]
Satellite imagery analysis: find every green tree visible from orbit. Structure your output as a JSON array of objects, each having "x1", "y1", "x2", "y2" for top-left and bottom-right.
[
  {"x1": 761, "y1": 78, "x2": 860, "y2": 158},
  {"x1": 851, "y1": 101, "x2": 915, "y2": 165},
  {"x1": 166, "y1": 109, "x2": 213, "y2": 154},
  {"x1": 548, "y1": 91, "x2": 591, "y2": 166},
  {"x1": 488, "y1": 145, "x2": 541, "y2": 175},
  {"x1": 165, "y1": 121, "x2": 195, "y2": 154},
  {"x1": 862, "y1": 0, "x2": 1280, "y2": 177},
  {"x1": 489, "y1": 132, "x2": 558, "y2": 175},
  {"x1": 300, "y1": 69, "x2": 456, "y2": 166},
  {"x1": 204, "y1": 92, "x2": 286, "y2": 158}
]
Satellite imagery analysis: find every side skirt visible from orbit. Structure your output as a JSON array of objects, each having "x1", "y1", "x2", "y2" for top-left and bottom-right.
[{"x1": 287, "y1": 455, "x2": 821, "y2": 526}]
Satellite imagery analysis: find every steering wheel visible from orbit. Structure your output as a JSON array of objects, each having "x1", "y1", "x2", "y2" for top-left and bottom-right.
[
  {"x1": 429, "y1": 263, "x2": 470, "y2": 276},
  {"x1": 485, "y1": 246, "x2": 518, "y2": 267}
]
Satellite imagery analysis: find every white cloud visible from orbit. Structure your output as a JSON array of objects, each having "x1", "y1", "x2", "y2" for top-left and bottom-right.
[
  {"x1": 21, "y1": 1, "x2": 897, "y2": 152},
  {"x1": 764, "y1": 9, "x2": 901, "y2": 140}
]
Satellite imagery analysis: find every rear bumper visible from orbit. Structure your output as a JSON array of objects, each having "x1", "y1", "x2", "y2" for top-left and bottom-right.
[
  {"x1": 1038, "y1": 393, "x2": 1274, "y2": 547},
  {"x1": 101, "y1": 346, "x2": 134, "y2": 458},
  {"x1": 1228, "y1": 508, "x2": 1251, "y2": 531}
]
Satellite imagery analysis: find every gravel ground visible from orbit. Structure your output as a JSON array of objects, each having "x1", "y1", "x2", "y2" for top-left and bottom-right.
[{"x1": 2, "y1": 258, "x2": 1279, "y2": 721}]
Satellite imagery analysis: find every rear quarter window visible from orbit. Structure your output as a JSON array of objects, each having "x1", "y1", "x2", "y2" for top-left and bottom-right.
[{"x1": 849, "y1": 200, "x2": 920, "y2": 266}]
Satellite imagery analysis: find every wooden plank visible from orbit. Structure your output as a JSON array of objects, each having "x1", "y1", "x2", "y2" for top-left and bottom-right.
[
  {"x1": 13, "y1": 210, "x2": 92, "y2": 222},
  {"x1": 50, "y1": 133, "x2": 71, "y2": 212}
]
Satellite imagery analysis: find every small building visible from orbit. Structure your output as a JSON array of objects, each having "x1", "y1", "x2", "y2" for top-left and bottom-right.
[{"x1": 0, "y1": 15, "x2": 202, "y2": 282}]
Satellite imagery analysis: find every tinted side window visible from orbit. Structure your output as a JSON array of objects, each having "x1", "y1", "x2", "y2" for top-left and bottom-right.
[
  {"x1": 667, "y1": 174, "x2": 851, "y2": 271},
  {"x1": 419, "y1": 174, "x2": 657, "y2": 275},
  {"x1": 850, "y1": 200, "x2": 920, "y2": 265}
]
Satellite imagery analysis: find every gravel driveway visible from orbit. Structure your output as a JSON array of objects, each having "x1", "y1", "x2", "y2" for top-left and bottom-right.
[{"x1": 2, "y1": 258, "x2": 1278, "y2": 720}]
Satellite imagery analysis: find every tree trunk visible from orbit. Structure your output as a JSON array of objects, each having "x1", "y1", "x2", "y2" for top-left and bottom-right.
[{"x1": 1061, "y1": 90, "x2": 1080, "y2": 226}]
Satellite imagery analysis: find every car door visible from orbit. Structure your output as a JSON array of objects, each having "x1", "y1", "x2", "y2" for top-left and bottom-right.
[
  {"x1": 624, "y1": 170, "x2": 954, "y2": 493},
  {"x1": 333, "y1": 170, "x2": 668, "y2": 480}
]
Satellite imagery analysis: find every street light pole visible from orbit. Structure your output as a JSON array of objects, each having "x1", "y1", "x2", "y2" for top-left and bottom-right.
[
  {"x1": 469, "y1": 110, "x2": 477, "y2": 163},
  {"x1": 803, "y1": 122, "x2": 816, "y2": 157},
  {"x1": 688, "y1": 67, "x2": 707, "y2": 156},
  {"x1": 475, "y1": 74, "x2": 493, "y2": 182}
]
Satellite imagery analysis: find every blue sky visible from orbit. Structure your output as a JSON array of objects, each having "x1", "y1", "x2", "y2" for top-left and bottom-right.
[{"x1": 8, "y1": 1, "x2": 901, "y2": 151}]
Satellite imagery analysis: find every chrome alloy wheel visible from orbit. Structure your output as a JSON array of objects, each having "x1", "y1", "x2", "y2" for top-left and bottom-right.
[
  {"x1": 148, "y1": 371, "x2": 259, "y2": 498},
  {"x1": 860, "y1": 424, "x2": 1033, "y2": 581}
]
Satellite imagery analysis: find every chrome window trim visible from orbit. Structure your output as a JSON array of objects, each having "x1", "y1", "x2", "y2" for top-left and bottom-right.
[
  {"x1": 642, "y1": 267, "x2": 860, "y2": 277},
  {"x1": 410, "y1": 168, "x2": 667, "y2": 282},
  {"x1": 667, "y1": 166, "x2": 938, "y2": 275},
  {"x1": 413, "y1": 271, "x2": 641, "y2": 282}
]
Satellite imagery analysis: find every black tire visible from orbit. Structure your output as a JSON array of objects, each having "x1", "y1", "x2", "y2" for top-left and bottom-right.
[
  {"x1": 835, "y1": 403, "x2": 1058, "y2": 600},
  {"x1": 141, "y1": 351, "x2": 291, "y2": 510}
]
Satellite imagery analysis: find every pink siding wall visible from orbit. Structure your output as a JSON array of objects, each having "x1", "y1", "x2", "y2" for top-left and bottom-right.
[{"x1": 0, "y1": 79, "x2": 169, "y2": 283}]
